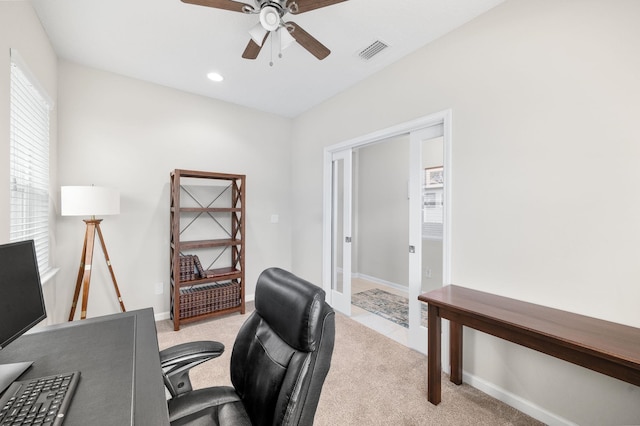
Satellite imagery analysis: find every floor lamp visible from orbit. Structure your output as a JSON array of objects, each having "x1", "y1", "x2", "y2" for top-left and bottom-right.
[{"x1": 61, "y1": 186, "x2": 126, "y2": 320}]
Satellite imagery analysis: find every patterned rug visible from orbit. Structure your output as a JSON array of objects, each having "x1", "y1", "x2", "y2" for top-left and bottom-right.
[{"x1": 352, "y1": 288, "x2": 428, "y2": 328}]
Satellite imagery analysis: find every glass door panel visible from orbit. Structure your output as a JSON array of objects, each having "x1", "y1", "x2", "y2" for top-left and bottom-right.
[
  {"x1": 330, "y1": 150, "x2": 352, "y2": 315},
  {"x1": 409, "y1": 125, "x2": 445, "y2": 353}
]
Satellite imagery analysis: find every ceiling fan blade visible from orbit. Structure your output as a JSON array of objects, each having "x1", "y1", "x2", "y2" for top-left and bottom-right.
[
  {"x1": 181, "y1": 0, "x2": 248, "y2": 13},
  {"x1": 286, "y1": 22, "x2": 330, "y2": 60},
  {"x1": 288, "y1": 0, "x2": 348, "y2": 14},
  {"x1": 242, "y1": 33, "x2": 269, "y2": 59}
]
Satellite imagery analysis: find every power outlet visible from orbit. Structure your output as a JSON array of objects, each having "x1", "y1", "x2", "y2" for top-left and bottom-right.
[
  {"x1": 425, "y1": 268, "x2": 432, "y2": 279},
  {"x1": 155, "y1": 282, "x2": 164, "y2": 295}
]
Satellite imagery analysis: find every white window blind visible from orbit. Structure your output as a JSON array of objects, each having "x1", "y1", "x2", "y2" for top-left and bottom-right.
[
  {"x1": 9, "y1": 50, "x2": 52, "y2": 275},
  {"x1": 422, "y1": 189, "x2": 443, "y2": 240}
]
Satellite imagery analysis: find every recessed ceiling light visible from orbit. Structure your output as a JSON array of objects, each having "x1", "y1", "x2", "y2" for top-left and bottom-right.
[{"x1": 207, "y1": 72, "x2": 224, "y2": 82}]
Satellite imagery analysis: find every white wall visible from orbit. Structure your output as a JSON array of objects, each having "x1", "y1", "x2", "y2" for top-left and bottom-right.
[
  {"x1": 291, "y1": 1, "x2": 640, "y2": 424},
  {"x1": 0, "y1": 2, "x2": 61, "y2": 323},
  {"x1": 55, "y1": 61, "x2": 293, "y2": 322}
]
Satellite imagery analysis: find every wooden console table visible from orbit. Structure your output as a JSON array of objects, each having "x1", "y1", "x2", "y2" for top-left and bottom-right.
[{"x1": 418, "y1": 285, "x2": 640, "y2": 405}]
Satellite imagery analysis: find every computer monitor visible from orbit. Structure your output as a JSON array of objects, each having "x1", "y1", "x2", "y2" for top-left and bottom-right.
[{"x1": 0, "y1": 240, "x2": 47, "y2": 393}]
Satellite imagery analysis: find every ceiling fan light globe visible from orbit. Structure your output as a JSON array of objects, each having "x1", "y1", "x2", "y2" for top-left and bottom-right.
[
  {"x1": 249, "y1": 22, "x2": 268, "y2": 46},
  {"x1": 259, "y1": 6, "x2": 280, "y2": 31},
  {"x1": 279, "y1": 27, "x2": 295, "y2": 50}
]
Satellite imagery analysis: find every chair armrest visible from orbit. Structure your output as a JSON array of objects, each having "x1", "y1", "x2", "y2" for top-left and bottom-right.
[
  {"x1": 160, "y1": 340, "x2": 224, "y2": 366},
  {"x1": 160, "y1": 340, "x2": 224, "y2": 397}
]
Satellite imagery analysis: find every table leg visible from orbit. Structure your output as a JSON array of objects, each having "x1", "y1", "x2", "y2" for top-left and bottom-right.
[
  {"x1": 450, "y1": 321, "x2": 463, "y2": 385},
  {"x1": 427, "y1": 304, "x2": 441, "y2": 405}
]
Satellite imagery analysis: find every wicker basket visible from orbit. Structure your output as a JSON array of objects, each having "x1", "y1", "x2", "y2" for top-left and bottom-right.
[{"x1": 179, "y1": 281, "x2": 241, "y2": 319}]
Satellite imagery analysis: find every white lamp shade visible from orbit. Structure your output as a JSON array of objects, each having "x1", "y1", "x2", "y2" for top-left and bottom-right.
[{"x1": 61, "y1": 186, "x2": 120, "y2": 216}]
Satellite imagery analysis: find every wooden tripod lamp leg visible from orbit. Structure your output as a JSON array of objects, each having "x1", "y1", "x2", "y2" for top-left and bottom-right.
[
  {"x1": 79, "y1": 221, "x2": 97, "y2": 320},
  {"x1": 69, "y1": 219, "x2": 125, "y2": 321},
  {"x1": 69, "y1": 221, "x2": 98, "y2": 320},
  {"x1": 69, "y1": 223, "x2": 90, "y2": 321},
  {"x1": 69, "y1": 221, "x2": 98, "y2": 321},
  {"x1": 95, "y1": 222, "x2": 126, "y2": 313}
]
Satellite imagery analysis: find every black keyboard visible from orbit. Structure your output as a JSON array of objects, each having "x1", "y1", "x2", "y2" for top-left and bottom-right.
[{"x1": 0, "y1": 372, "x2": 80, "y2": 426}]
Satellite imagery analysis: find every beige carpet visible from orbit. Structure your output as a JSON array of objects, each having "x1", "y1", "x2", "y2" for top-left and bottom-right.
[{"x1": 156, "y1": 307, "x2": 543, "y2": 426}]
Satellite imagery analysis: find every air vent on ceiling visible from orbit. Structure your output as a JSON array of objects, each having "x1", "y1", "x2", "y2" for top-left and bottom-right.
[{"x1": 358, "y1": 40, "x2": 389, "y2": 61}]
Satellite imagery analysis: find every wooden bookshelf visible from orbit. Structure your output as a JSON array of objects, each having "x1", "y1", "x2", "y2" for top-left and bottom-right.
[{"x1": 169, "y1": 169, "x2": 245, "y2": 330}]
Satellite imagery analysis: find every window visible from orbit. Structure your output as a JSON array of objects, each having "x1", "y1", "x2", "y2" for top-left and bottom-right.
[
  {"x1": 423, "y1": 167, "x2": 444, "y2": 240},
  {"x1": 9, "y1": 50, "x2": 52, "y2": 275},
  {"x1": 423, "y1": 188, "x2": 443, "y2": 240}
]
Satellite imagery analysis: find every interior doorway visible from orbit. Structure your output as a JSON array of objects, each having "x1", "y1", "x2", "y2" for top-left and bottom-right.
[{"x1": 323, "y1": 111, "x2": 452, "y2": 354}]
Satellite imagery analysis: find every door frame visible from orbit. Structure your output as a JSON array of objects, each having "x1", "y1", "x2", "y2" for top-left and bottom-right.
[{"x1": 322, "y1": 110, "x2": 452, "y2": 355}]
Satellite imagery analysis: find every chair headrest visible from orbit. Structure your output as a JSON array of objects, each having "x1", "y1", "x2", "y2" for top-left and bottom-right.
[{"x1": 254, "y1": 268, "x2": 328, "y2": 352}]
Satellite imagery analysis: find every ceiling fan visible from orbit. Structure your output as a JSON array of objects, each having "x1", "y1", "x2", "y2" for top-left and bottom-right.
[{"x1": 181, "y1": 0, "x2": 348, "y2": 61}]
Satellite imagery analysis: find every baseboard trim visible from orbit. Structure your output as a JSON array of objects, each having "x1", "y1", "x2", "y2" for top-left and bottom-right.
[
  {"x1": 154, "y1": 311, "x2": 170, "y2": 321},
  {"x1": 352, "y1": 272, "x2": 408, "y2": 295},
  {"x1": 154, "y1": 293, "x2": 255, "y2": 323},
  {"x1": 462, "y1": 371, "x2": 576, "y2": 426}
]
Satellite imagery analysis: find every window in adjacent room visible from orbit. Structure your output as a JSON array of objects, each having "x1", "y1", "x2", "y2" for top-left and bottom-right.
[
  {"x1": 9, "y1": 49, "x2": 53, "y2": 276},
  {"x1": 422, "y1": 167, "x2": 444, "y2": 241}
]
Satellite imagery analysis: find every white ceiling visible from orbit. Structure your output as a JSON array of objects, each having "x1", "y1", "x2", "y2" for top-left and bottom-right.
[{"x1": 31, "y1": 0, "x2": 504, "y2": 118}]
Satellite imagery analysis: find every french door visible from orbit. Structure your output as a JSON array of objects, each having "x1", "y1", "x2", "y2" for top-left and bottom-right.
[
  {"x1": 408, "y1": 125, "x2": 448, "y2": 352},
  {"x1": 329, "y1": 149, "x2": 352, "y2": 315},
  {"x1": 323, "y1": 111, "x2": 451, "y2": 353}
]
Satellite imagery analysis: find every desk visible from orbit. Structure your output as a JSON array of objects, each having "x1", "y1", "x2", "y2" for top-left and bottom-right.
[
  {"x1": 419, "y1": 285, "x2": 640, "y2": 405},
  {"x1": 0, "y1": 308, "x2": 169, "y2": 425}
]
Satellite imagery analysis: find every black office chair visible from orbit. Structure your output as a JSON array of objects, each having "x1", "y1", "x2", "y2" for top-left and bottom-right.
[{"x1": 160, "y1": 267, "x2": 336, "y2": 426}]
